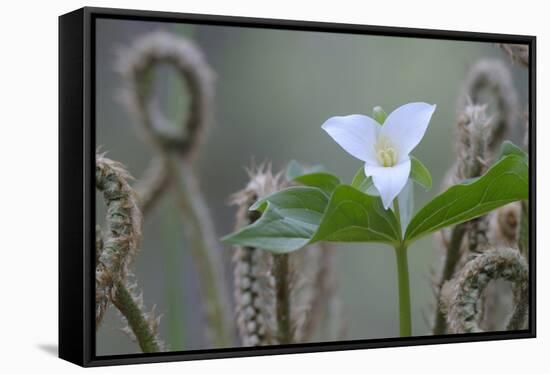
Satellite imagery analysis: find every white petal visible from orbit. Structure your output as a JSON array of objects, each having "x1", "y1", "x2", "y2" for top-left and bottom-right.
[
  {"x1": 380, "y1": 103, "x2": 436, "y2": 161},
  {"x1": 322, "y1": 115, "x2": 380, "y2": 163},
  {"x1": 364, "y1": 157, "x2": 411, "y2": 209}
]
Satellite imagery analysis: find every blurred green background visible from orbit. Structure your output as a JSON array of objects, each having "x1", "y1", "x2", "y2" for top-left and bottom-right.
[{"x1": 95, "y1": 18, "x2": 528, "y2": 355}]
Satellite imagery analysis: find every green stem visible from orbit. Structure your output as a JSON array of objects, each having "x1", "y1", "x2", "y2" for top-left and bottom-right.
[
  {"x1": 168, "y1": 156, "x2": 230, "y2": 347},
  {"x1": 393, "y1": 199, "x2": 411, "y2": 337},
  {"x1": 395, "y1": 244, "x2": 412, "y2": 337},
  {"x1": 112, "y1": 281, "x2": 160, "y2": 353},
  {"x1": 393, "y1": 200, "x2": 402, "y2": 239}
]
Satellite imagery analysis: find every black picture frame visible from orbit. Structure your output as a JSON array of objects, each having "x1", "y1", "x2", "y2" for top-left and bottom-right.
[{"x1": 59, "y1": 6, "x2": 537, "y2": 367}]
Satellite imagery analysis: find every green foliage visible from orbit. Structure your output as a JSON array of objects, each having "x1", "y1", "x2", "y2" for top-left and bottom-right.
[
  {"x1": 497, "y1": 140, "x2": 528, "y2": 163},
  {"x1": 293, "y1": 173, "x2": 341, "y2": 196},
  {"x1": 285, "y1": 160, "x2": 305, "y2": 181},
  {"x1": 222, "y1": 184, "x2": 400, "y2": 253},
  {"x1": 404, "y1": 154, "x2": 528, "y2": 242},
  {"x1": 222, "y1": 187, "x2": 329, "y2": 253},
  {"x1": 285, "y1": 160, "x2": 327, "y2": 181},
  {"x1": 311, "y1": 185, "x2": 400, "y2": 244},
  {"x1": 223, "y1": 144, "x2": 528, "y2": 254},
  {"x1": 410, "y1": 156, "x2": 432, "y2": 190},
  {"x1": 285, "y1": 160, "x2": 340, "y2": 196}
]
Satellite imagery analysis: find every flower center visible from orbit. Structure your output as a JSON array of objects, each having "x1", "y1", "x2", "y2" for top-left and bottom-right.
[{"x1": 375, "y1": 138, "x2": 398, "y2": 167}]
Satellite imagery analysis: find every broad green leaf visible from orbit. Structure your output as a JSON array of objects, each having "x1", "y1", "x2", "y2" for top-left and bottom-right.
[
  {"x1": 222, "y1": 184, "x2": 401, "y2": 253},
  {"x1": 293, "y1": 172, "x2": 341, "y2": 196},
  {"x1": 405, "y1": 154, "x2": 528, "y2": 242},
  {"x1": 497, "y1": 140, "x2": 527, "y2": 163},
  {"x1": 410, "y1": 156, "x2": 432, "y2": 190},
  {"x1": 285, "y1": 160, "x2": 327, "y2": 181},
  {"x1": 285, "y1": 160, "x2": 304, "y2": 181},
  {"x1": 222, "y1": 187, "x2": 328, "y2": 253},
  {"x1": 312, "y1": 185, "x2": 401, "y2": 244},
  {"x1": 222, "y1": 186, "x2": 329, "y2": 253},
  {"x1": 249, "y1": 186, "x2": 328, "y2": 216}
]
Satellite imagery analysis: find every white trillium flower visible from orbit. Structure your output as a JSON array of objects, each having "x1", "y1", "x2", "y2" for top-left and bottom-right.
[{"x1": 322, "y1": 102, "x2": 436, "y2": 209}]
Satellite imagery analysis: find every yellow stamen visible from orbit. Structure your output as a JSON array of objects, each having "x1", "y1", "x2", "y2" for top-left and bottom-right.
[{"x1": 375, "y1": 138, "x2": 398, "y2": 167}]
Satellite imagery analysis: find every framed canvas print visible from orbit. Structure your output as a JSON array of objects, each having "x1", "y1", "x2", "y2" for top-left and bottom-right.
[{"x1": 59, "y1": 6, "x2": 536, "y2": 367}]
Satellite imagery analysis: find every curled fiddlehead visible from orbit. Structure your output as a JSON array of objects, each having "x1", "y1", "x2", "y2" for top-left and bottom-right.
[
  {"x1": 116, "y1": 30, "x2": 232, "y2": 346},
  {"x1": 96, "y1": 153, "x2": 163, "y2": 352},
  {"x1": 441, "y1": 247, "x2": 528, "y2": 333}
]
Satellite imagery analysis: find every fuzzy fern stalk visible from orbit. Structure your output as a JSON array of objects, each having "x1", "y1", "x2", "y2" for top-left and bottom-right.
[
  {"x1": 478, "y1": 204, "x2": 522, "y2": 329},
  {"x1": 432, "y1": 103, "x2": 492, "y2": 334},
  {"x1": 134, "y1": 156, "x2": 171, "y2": 217},
  {"x1": 458, "y1": 104, "x2": 491, "y2": 256},
  {"x1": 230, "y1": 164, "x2": 332, "y2": 345},
  {"x1": 113, "y1": 280, "x2": 163, "y2": 353},
  {"x1": 497, "y1": 44, "x2": 530, "y2": 68},
  {"x1": 233, "y1": 246, "x2": 272, "y2": 345},
  {"x1": 300, "y1": 246, "x2": 345, "y2": 342},
  {"x1": 441, "y1": 248, "x2": 528, "y2": 333},
  {"x1": 273, "y1": 254, "x2": 294, "y2": 344},
  {"x1": 116, "y1": 30, "x2": 214, "y2": 160},
  {"x1": 96, "y1": 153, "x2": 164, "y2": 352},
  {"x1": 280, "y1": 242, "x2": 339, "y2": 343},
  {"x1": 519, "y1": 110, "x2": 529, "y2": 261},
  {"x1": 116, "y1": 31, "x2": 232, "y2": 347},
  {"x1": 459, "y1": 58, "x2": 519, "y2": 152},
  {"x1": 518, "y1": 201, "x2": 529, "y2": 259},
  {"x1": 432, "y1": 52, "x2": 524, "y2": 334},
  {"x1": 230, "y1": 164, "x2": 284, "y2": 346},
  {"x1": 96, "y1": 154, "x2": 141, "y2": 286},
  {"x1": 487, "y1": 203, "x2": 521, "y2": 248},
  {"x1": 95, "y1": 225, "x2": 108, "y2": 329},
  {"x1": 173, "y1": 165, "x2": 232, "y2": 346}
]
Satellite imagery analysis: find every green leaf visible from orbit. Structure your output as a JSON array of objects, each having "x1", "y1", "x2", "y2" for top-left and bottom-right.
[
  {"x1": 405, "y1": 154, "x2": 528, "y2": 242},
  {"x1": 497, "y1": 140, "x2": 528, "y2": 163},
  {"x1": 223, "y1": 186, "x2": 329, "y2": 254},
  {"x1": 312, "y1": 185, "x2": 401, "y2": 244},
  {"x1": 222, "y1": 184, "x2": 401, "y2": 253},
  {"x1": 285, "y1": 160, "x2": 327, "y2": 181},
  {"x1": 285, "y1": 160, "x2": 304, "y2": 181},
  {"x1": 293, "y1": 172, "x2": 341, "y2": 196},
  {"x1": 410, "y1": 156, "x2": 432, "y2": 190}
]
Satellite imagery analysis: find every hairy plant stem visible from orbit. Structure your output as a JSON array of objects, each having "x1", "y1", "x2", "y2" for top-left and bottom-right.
[
  {"x1": 96, "y1": 154, "x2": 164, "y2": 351},
  {"x1": 112, "y1": 281, "x2": 161, "y2": 353},
  {"x1": 519, "y1": 200, "x2": 529, "y2": 261},
  {"x1": 273, "y1": 254, "x2": 292, "y2": 344},
  {"x1": 433, "y1": 224, "x2": 467, "y2": 334},
  {"x1": 168, "y1": 155, "x2": 230, "y2": 347},
  {"x1": 118, "y1": 31, "x2": 232, "y2": 347},
  {"x1": 392, "y1": 199, "x2": 411, "y2": 337}
]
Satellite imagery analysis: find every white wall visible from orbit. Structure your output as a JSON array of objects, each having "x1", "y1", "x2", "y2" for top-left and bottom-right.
[{"x1": 1, "y1": 0, "x2": 545, "y2": 372}]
